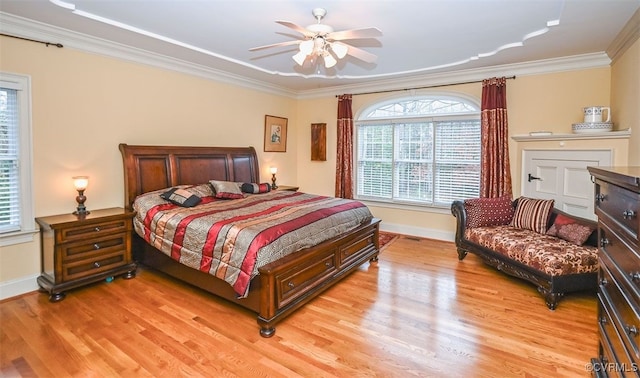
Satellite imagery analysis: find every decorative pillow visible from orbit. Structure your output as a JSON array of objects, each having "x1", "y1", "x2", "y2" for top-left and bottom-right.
[
  {"x1": 510, "y1": 197, "x2": 555, "y2": 234},
  {"x1": 210, "y1": 180, "x2": 244, "y2": 199},
  {"x1": 185, "y1": 183, "x2": 215, "y2": 198},
  {"x1": 160, "y1": 187, "x2": 202, "y2": 207},
  {"x1": 464, "y1": 196, "x2": 514, "y2": 228},
  {"x1": 546, "y1": 213, "x2": 595, "y2": 245},
  {"x1": 241, "y1": 182, "x2": 272, "y2": 194}
]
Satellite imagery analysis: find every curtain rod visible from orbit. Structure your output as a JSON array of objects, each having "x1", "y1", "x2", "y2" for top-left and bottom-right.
[
  {"x1": 336, "y1": 75, "x2": 516, "y2": 97},
  {"x1": 0, "y1": 33, "x2": 64, "y2": 48}
]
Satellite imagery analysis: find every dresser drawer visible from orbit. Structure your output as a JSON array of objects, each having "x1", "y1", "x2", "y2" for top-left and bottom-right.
[
  {"x1": 62, "y1": 250, "x2": 127, "y2": 281},
  {"x1": 596, "y1": 180, "x2": 639, "y2": 244},
  {"x1": 600, "y1": 261, "x2": 640, "y2": 360},
  {"x1": 598, "y1": 293, "x2": 638, "y2": 377},
  {"x1": 61, "y1": 233, "x2": 128, "y2": 262},
  {"x1": 600, "y1": 223, "x2": 640, "y2": 307},
  {"x1": 59, "y1": 219, "x2": 130, "y2": 243}
]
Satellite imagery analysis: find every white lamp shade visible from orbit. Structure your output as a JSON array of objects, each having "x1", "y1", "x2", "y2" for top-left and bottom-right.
[
  {"x1": 270, "y1": 167, "x2": 278, "y2": 174},
  {"x1": 331, "y1": 42, "x2": 349, "y2": 59},
  {"x1": 299, "y1": 39, "x2": 314, "y2": 55},
  {"x1": 324, "y1": 54, "x2": 337, "y2": 68},
  {"x1": 293, "y1": 51, "x2": 307, "y2": 66},
  {"x1": 72, "y1": 176, "x2": 89, "y2": 191}
]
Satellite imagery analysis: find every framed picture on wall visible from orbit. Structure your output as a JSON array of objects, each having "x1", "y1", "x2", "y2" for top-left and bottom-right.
[
  {"x1": 311, "y1": 123, "x2": 326, "y2": 161},
  {"x1": 264, "y1": 115, "x2": 288, "y2": 152}
]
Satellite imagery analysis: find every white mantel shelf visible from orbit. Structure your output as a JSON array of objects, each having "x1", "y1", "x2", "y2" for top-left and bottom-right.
[{"x1": 512, "y1": 129, "x2": 631, "y2": 142}]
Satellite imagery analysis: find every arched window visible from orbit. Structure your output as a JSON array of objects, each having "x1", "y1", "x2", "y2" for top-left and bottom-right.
[{"x1": 355, "y1": 94, "x2": 480, "y2": 208}]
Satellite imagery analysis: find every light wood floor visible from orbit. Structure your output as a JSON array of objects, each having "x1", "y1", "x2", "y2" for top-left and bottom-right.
[{"x1": 1, "y1": 236, "x2": 597, "y2": 377}]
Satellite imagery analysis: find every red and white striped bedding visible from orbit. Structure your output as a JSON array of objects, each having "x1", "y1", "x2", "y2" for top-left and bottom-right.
[{"x1": 133, "y1": 188, "x2": 373, "y2": 297}]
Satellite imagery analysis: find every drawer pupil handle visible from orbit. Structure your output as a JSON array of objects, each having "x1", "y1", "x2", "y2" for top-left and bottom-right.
[
  {"x1": 595, "y1": 194, "x2": 606, "y2": 202},
  {"x1": 631, "y1": 272, "x2": 640, "y2": 282},
  {"x1": 94, "y1": 243, "x2": 100, "y2": 250},
  {"x1": 93, "y1": 262, "x2": 101, "y2": 268},
  {"x1": 288, "y1": 282, "x2": 295, "y2": 288},
  {"x1": 94, "y1": 227, "x2": 101, "y2": 232},
  {"x1": 625, "y1": 324, "x2": 638, "y2": 336},
  {"x1": 600, "y1": 278, "x2": 608, "y2": 286},
  {"x1": 599, "y1": 316, "x2": 607, "y2": 325},
  {"x1": 325, "y1": 261, "x2": 331, "y2": 267},
  {"x1": 623, "y1": 210, "x2": 637, "y2": 219},
  {"x1": 600, "y1": 238, "x2": 609, "y2": 248}
]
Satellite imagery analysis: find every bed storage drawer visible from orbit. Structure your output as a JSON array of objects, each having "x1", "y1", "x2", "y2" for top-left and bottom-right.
[
  {"x1": 275, "y1": 252, "x2": 337, "y2": 307},
  {"x1": 339, "y1": 229, "x2": 377, "y2": 268}
]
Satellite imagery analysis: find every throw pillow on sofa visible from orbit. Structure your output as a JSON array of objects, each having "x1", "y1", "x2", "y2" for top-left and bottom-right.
[
  {"x1": 464, "y1": 195, "x2": 514, "y2": 228},
  {"x1": 546, "y1": 213, "x2": 595, "y2": 245},
  {"x1": 510, "y1": 197, "x2": 554, "y2": 234}
]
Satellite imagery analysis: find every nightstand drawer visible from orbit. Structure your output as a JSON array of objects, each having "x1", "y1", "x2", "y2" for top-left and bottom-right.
[
  {"x1": 59, "y1": 219, "x2": 130, "y2": 243},
  {"x1": 62, "y1": 233, "x2": 128, "y2": 262},
  {"x1": 63, "y1": 251, "x2": 127, "y2": 281}
]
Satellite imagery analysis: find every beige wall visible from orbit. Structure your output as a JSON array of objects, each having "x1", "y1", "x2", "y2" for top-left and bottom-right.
[
  {"x1": 611, "y1": 37, "x2": 640, "y2": 165},
  {"x1": 1, "y1": 32, "x2": 638, "y2": 296}
]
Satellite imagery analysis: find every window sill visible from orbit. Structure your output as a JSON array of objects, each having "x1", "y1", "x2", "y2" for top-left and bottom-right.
[
  {"x1": 0, "y1": 229, "x2": 38, "y2": 247},
  {"x1": 512, "y1": 129, "x2": 631, "y2": 142},
  {"x1": 358, "y1": 199, "x2": 452, "y2": 215}
]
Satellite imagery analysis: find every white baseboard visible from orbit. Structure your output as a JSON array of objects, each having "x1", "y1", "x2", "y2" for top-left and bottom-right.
[
  {"x1": 379, "y1": 222, "x2": 455, "y2": 242},
  {"x1": 0, "y1": 274, "x2": 39, "y2": 301}
]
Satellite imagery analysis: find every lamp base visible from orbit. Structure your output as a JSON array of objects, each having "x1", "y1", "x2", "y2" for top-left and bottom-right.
[{"x1": 73, "y1": 210, "x2": 91, "y2": 216}]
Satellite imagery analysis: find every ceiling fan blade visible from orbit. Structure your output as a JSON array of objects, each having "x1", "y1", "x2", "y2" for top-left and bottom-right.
[
  {"x1": 249, "y1": 40, "x2": 302, "y2": 51},
  {"x1": 334, "y1": 42, "x2": 378, "y2": 63},
  {"x1": 328, "y1": 27, "x2": 382, "y2": 41},
  {"x1": 276, "y1": 21, "x2": 315, "y2": 37}
]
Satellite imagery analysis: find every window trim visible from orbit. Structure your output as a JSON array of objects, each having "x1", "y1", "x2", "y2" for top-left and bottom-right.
[
  {"x1": 0, "y1": 72, "x2": 36, "y2": 247},
  {"x1": 354, "y1": 92, "x2": 481, "y2": 210}
]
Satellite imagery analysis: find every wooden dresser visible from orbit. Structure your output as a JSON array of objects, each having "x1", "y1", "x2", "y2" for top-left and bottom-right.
[
  {"x1": 36, "y1": 207, "x2": 137, "y2": 302},
  {"x1": 588, "y1": 166, "x2": 640, "y2": 377}
]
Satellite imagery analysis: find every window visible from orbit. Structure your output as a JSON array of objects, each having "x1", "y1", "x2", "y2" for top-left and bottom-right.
[
  {"x1": 356, "y1": 95, "x2": 480, "y2": 208},
  {"x1": 0, "y1": 72, "x2": 35, "y2": 246}
]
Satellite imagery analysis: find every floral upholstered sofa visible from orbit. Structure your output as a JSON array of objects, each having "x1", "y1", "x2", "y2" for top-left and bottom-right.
[{"x1": 451, "y1": 196, "x2": 599, "y2": 309}]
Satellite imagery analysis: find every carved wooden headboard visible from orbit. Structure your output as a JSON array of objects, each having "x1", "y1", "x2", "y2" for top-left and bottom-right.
[{"x1": 119, "y1": 143, "x2": 260, "y2": 210}]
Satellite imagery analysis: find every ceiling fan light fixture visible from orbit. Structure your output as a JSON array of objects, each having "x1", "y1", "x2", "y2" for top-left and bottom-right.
[
  {"x1": 331, "y1": 42, "x2": 349, "y2": 59},
  {"x1": 299, "y1": 39, "x2": 314, "y2": 54},
  {"x1": 323, "y1": 54, "x2": 337, "y2": 68},
  {"x1": 293, "y1": 51, "x2": 308, "y2": 65}
]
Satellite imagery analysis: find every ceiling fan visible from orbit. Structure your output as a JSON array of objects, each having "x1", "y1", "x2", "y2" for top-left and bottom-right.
[{"x1": 249, "y1": 8, "x2": 382, "y2": 69}]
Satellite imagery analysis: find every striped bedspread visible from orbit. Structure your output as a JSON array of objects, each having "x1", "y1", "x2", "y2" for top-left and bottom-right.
[{"x1": 133, "y1": 189, "x2": 373, "y2": 297}]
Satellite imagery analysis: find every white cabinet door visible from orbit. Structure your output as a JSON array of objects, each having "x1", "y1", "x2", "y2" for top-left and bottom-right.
[{"x1": 522, "y1": 149, "x2": 612, "y2": 220}]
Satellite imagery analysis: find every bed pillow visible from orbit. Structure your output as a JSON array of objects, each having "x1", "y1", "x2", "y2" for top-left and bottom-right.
[
  {"x1": 546, "y1": 213, "x2": 595, "y2": 245},
  {"x1": 463, "y1": 196, "x2": 514, "y2": 228},
  {"x1": 241, "y1": 183, "x2": 272, "y2": 194},
  {"x1": 160, "y1": 187, "x2": 202, "y2": 207},
  {"x1": 510, "y1": 197, "x2": 555, "y2": 234},
  {"x1": 210, "y1": 180, "x2": 244, "y2": 199}
]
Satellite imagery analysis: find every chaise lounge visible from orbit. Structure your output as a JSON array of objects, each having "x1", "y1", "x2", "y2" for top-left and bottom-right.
[{"x1": 451, "y1": 196, "x2": 599, "y2": 309}]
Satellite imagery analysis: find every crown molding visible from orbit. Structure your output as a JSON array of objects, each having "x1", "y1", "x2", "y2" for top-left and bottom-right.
[
  {"x1": 607, "y1": 7, "x2": 640, "y2": 63},
  {"x1": 297, "y1": 52, "x2": 612, "y2": 99},
  {"x1": 0, "y1": 12, "x2": 613, "y2": 101}
]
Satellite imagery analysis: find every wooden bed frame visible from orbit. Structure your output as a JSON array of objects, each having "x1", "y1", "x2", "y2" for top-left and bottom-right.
[{"x1": 119, "y1": 143, "x2": 381, "y2": 337}]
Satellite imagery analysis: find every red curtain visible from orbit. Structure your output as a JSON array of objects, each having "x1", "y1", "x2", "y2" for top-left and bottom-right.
[
  {"x1": 480, "y1": 77, "x2": 513, "y2": 198},
  {"x1": 335, "y1": 94, "x2": 354, "y2": 199}
]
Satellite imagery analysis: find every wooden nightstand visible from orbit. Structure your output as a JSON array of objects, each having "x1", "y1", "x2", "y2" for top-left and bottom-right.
[
  {"x1": 36, "y1": 207, "x2": 137, "y2": 302},
  {"x1": 274, "y1": 185, "x2": 299, "y2": 191}
]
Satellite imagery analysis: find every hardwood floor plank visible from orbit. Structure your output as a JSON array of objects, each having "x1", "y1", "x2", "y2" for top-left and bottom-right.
[{"x1": 1, "y1": 235, "x2": 598, "y2": 377}]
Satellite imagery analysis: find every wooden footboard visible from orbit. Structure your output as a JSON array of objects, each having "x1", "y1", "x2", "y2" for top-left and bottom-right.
[{"x1": 258, "y1": 217, "x2": 380, "y2": 337}]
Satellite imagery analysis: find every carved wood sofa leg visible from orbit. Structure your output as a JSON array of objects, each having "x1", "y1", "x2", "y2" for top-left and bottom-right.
[
  {"x1": 538, "y1": 287, "x2": 562, "y2": 310},
  {"x1": 457, "y1": 248, "x2": 468, "y2": 261}
]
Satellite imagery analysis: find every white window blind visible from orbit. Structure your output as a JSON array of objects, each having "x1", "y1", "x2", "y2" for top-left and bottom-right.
[
  {"x1": 356, "y1": 95, "x2": 480, "y2": 208},
  {"x1": 0, "y1": 85, "x2": 20, "y2": 233}
]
